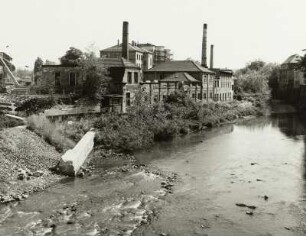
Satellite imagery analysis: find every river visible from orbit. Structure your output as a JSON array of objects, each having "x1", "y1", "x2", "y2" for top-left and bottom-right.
[{"x1": 1, "y1": 104, "x2": 306, "y2": 235}]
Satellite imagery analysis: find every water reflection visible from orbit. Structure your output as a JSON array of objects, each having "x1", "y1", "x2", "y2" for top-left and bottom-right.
[{"x1": 135, "y1": 111, "x2": 306, "y2": 235}]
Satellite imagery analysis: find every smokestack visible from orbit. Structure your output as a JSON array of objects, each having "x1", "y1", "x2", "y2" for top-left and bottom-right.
[
  {"x1": 122, "y1": 21, "x2": 129, "y2": 59},
  {"x1": 210, "y1": 44, "x2": 214, "y2": 69},
  {"x1": 201, "y1": 23, "x2": 207, "y2": 68},
  {"x1": 117, "y1": 39, "x2": 120, "y2": 46}
]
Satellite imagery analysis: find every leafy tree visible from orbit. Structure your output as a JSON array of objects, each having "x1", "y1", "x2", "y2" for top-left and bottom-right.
[
  {"x1": 234, "y1": 60, "x2": 279, "y2": 95},
  {"x1": 34, "y1": 57, "x2": 43, "y2": 74},
  {"x1": 81, "y1": 51, "x2": 109, "y2": 100},
  {"x1": 60, "y1": 47, "x2": 84, "y2": 66}
]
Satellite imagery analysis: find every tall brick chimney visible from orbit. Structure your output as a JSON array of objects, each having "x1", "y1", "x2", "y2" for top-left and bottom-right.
[
  {"x1": 122, "y1": 21, "x2": 129, "y2": 59},
  {"x1": 210, "y1": 44, "x2": 214, "y2": 69},
  {"x1": 201, "y1": 23, "x2": 207, "y2": 68}
]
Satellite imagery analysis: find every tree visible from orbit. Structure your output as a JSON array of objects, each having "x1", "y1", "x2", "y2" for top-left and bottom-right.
[
  {"x1": 60, "y1": 47, "x2": 84, "y2": 66},
  {"x1": 34, "y1": 57, "x2": 43, "y2": 74},
  {"x1": 81, "y1": 51, "x2": 109, "y2": 100},
  {"x1": 234, "y1": 60, "x2": 279, "y2": 95}
]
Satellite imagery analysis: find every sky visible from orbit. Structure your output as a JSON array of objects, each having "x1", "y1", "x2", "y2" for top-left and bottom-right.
[{"x1": 1, "y1": 0, "x2": 306, "y2": 70}]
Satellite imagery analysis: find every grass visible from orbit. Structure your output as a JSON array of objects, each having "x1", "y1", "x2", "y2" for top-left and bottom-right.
[{"x1": 27, "y1": 114, "x2": 75, "y2": 152}]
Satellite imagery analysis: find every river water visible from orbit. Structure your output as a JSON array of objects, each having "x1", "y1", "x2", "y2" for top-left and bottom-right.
[
  {"x1": 1, "y1": 104, "x2": 306, "y2": 236},
  {"x1": 134, "y1": 108, "x2": 306, "y2": 235}
]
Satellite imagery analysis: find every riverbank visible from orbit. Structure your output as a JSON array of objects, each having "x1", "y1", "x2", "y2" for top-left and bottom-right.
[
  {"x1": 0, "y1": 127, "x2": 63, "y2": 203},
  {"x1": 0, "y1": 94, "x2": 267, "y2": 204}
]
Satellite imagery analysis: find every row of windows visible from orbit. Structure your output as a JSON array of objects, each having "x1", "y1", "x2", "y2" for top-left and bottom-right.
[{"x1": 214, "y1": 80, "x2": 232, "y2": 88}]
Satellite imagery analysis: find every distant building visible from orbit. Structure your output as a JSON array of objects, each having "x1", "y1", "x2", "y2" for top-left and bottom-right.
[
  {"x1": 137, "y1": 43, "x2": 173, "y2": 67},
  {"x1": 40, "y1": 65, "x2": 84, "y2": 94},
  {"x1": 100, "y1": 42, "x2": 154, "y2": 71},
  {"x1": 144, "y1": 60, "x2": 214, "y2": 102},
  {"x1": 278, "y1": 54, "x2": 304, "y2": 102},
  {"x1": 211, "y1": 68, "x2": 234, "y2": 101}
]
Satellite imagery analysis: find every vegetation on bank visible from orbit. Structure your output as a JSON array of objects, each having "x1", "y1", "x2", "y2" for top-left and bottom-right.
[
  {"x1": 234, "y1": 60, "x2": 280, "y2": 98},
  {"x1": 27, "y1": 91, "x2": 264, "y2": 152},
  {"x1": 0, "y1": 114, "x2": 24, "y2": 129}
]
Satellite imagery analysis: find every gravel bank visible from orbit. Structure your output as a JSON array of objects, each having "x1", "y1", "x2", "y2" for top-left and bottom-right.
[{"x1": 0, "y1": 127, "x2": 63, "y2": 203}]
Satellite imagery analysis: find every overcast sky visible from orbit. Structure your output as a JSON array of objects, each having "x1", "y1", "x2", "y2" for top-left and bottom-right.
[{"x1": 1, "y1": 0, "x2": 306, "y2": 70}]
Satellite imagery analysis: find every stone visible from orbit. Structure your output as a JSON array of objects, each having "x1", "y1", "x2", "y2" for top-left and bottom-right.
[
  {"x1": 33, "y1": 170, "x2": 44, "y2": 177},
  {"x1": 58, "y1": 131, "x2": 95, "y2": 176},
  {"x1": 246, "y1": 211, "x2": 253, "y2": 216},
  {"x1": 264, "y1": 195, "x2": 269, "y2": 201},
  {"x1": 17, "y1": 170, "x2": 27, "y2": 180}
]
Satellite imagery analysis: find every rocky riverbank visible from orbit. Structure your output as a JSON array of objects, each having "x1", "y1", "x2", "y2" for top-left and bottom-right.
[{"x1": 0, "y1": 127, "x2": 63, "y2": 203}]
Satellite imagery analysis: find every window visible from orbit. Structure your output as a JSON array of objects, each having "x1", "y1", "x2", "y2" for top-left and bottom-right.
[
  {"x1": 198, "y1": 93, "x2": 202, "y2": 100},
  {"x1": 203, "y1": 93, "x2": 207, "y2": 99},
  {"x1": 134, "y1": 72, "x2": 138, "y2": 83},
  {"x1": 192, "y1": 93, "x2": 195, "y2": 98},
  {"x1": 210, "y1": 93, "x2": 212, "y2": 98},
  {"x1": 128, "y1": 72, "x2": 132, "y2": 84},
  {"x1": 215, "y1": 94, "x2": 218, "y2": 101},
  {"x1": 126, "y1": 92, "x2": 131, "y2": 106},
  {"x1": 69, "y1": 72, "x2": 76, "y2": 87},
  {"x1": 55, "y1": 72, "x2": 61, "y2": 87}
]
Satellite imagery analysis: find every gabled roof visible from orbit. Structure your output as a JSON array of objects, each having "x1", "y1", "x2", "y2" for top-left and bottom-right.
[
  {"x1": 282, "y1": 54, "x2": 302, "y2": 64},
  {"x1": 101, "y1": 44, "x2": 146, "y2": 54},
  {"x1": 161, "y1": 72, "x2": 200, "y2": 83},
  {"x1": 146, "y1": 60, "x2": 214, "y2": 74},
  {"x1": 100, "y1": 57, "x2": 139, "y2": 69}
]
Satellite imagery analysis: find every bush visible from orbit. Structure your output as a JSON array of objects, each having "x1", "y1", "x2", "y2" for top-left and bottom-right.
[{"x1": 16, "y1": 97, "x2": 56, "y2": 115}]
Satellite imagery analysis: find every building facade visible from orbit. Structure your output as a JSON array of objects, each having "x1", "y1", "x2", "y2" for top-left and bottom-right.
[
  {"x1": 212, "y1": 68, "x2": 234, "y2": 101},
  {"x1": 278, "y1": 54, "x2": 304, "y2": 102},
  {"x1": 100, "y1": 42, "x2": 154, "y2": 71},
  {"x1": 40, "y1": 65, "x2": 84, "y2": 94},
  {"x1": 101, "y1": 57, "x2": 142, "y2": 113},
  {"x1": 143, "y1": 60, "x2": 215, "y2": 103},
  {"x1": 137, "y1": 43, "x2": 173, "y2": 67}
]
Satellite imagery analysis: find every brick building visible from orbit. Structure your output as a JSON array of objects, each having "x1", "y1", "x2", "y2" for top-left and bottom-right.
[{"x1": 39, "y1": 65, "x2": 84, "y2": 94}]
